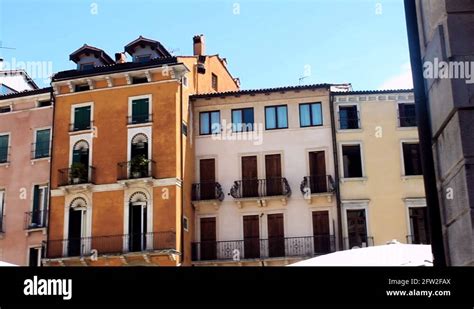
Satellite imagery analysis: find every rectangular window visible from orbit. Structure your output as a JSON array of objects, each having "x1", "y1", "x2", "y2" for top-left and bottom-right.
[
  {"x1": 403, "y1": 142, "x2": 422, "y2": 175},
  {"x1": 73, "y1": 106, "x2": 91, "y2": 131},
  {"x1": 232, "y1": 108, "x2": 254, "y2": 132},
  {"x1": 342, "y1": 144, "x2": 363, "y2": 178},
  {"x1": 80, "y1": 63, "x2": 94, "y2": 71},
  {"x1": 0, "y1": 135, "x2": 9, "y2": 163},
  {"x1": 37, "y1": 100, "x2": 51, "y2": 108},
  {"x1": 409, "y1": 207, "x2": 430, "y2": 244},
  {"x1": 0, "y1": 190, "x2": 5, "y2": 232},
  {"x1": 346, "y1": 209, "x2": 369, "y2": 249},
  {"x1": 0, "y1": 106, "x2": 11, "y2": 113},
  {"x1": 74, "y1": 84, "x2": 90, "y2": 92},
  {"x1": 339, "y1": 105, "x2": 359, "y2": 129},
  {"x1": 182, "y1": 76, "x2": 188, "y2": 87},
  {"x1": 28, "y1": 247, "x2": 41, "y2": 267},
  {"x1": 300, "y1": 103, "x2": 322, "y2": 127},
  {"x1": 131, "y1": 98, "x2": 150, "y2": 124},
  {"x1": 132, "y1": 77, "x2": 148, "y2": 84},
  {"x1": 211, "y1": 73, "x2": 218, "y2": 91},
  {"x1": 399, "y1": 103, "x2": 417, "y2": 127},
  {"x1": 200, "y1": 111, "x2": 220, "y2": 135},
  {"x1": 183, "y1": 216, "x2": 189, "y2": 232},
  {"x1": 265, "y1": 105, "x2": 288, "y2": 130},
  {"x1": 31, "y1": 184, "x2": 48, "y2": 228},
  {"x1": 135, "y1": 55, "x2": 151, "y2": 63},
  {"x1": 34, "y1": 129, "x2": 50, "y2": 159}
]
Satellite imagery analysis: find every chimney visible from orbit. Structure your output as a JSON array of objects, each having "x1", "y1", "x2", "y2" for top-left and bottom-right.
[
  {"x1": 193, "y1": 34, "x2": 205, "y2": 56},
  {"x1": 115, "y1": 53, "x2": 127, "y2": 64}
]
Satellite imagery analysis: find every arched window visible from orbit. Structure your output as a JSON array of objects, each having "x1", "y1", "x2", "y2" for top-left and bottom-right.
[
  {"x1": 128, "y1": 191, "x2": 148, "y2": 252},
  {"x1": 131, "y1": 133, "x2": 148, "y2": 159}
]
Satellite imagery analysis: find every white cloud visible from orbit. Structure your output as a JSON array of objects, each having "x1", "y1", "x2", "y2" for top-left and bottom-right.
[{"x1": 378, "y1": 63, "x2": 414, "y2": 90}]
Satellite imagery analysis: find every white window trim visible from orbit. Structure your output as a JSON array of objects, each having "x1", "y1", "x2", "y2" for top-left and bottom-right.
[
  {"x1": 341, "y1": 201, "x2": 371, "y2": 248},
  {"x1": 128, "y1": 94, "x2": 152, "y2": 123},
  {"x1": 182, "y1": 75, "x2": 188, "y2": 88},
  {"x1": 27, "y1": 245, "x2": 42, "y2": 266},
  {"x1": 30, "y1": 183, "x2": 49, "y2": 223},
  {"x1": 32, "y1": 127, "x2": 52, "y2": 160},
  {"x1": 338, "y1": 141, "x2": 367, "y2": 181},
  {"x1": 69, "y1": 133, "x2": 93, "y2": 169},
  {"x1": 70, "y1": 102, "x2": 94, "y2": 133},
  {"x1": 336, "y1": 102, "x2": 361, "y2": 131},
  {"x1": 400, "y1": 139, "x2": 421, "y2": 177},
  {"x1": 62, "y1": 195, "x2": 93, "y2": 257},
  {"x1": 127, "y1": 127, "x2": 152, "y2": 171},
  {"x1": 404, "y1": 198, "x2": 427, "y2": 240},
  {"x1": 123, "y1": 189, "x2": 154, "y2": 252}
]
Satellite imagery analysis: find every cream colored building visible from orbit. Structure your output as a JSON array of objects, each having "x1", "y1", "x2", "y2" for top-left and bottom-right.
[
  {"x1": 190, "y1": 84, "x2": 342, "y2": 266},
  {"x1": 333, "y1": 90, "x2": 429, "y2": 249}
]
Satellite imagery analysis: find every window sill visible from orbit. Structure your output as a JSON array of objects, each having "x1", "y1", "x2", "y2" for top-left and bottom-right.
[
  {"x1": 337, "y1": 128, "x2": 363, "y2": 133},
  {"x1": 127, "y1": 122, "x2": 153, "y2": 129},
  {"x1": 0, "y1": 162, "x2": 10, "y2": 168},
  {"x1": 396, "y1": 126, "x2": 417, "y2": 131},
  {"x1": 31, "y1": 157, "x2": 51, "y2": 164},
  {"x1": 25, "y1": 227, "x2": 47, "y2": 235},
  {"x1": 69, "y1": 129, "x2": 93, "y2": 135},
  {"x1": 401, "y1": 175, "x2": 423, "y2": 181},
  {"x1": 340, "y1": 177, "x2": 367, "y2": 183}
]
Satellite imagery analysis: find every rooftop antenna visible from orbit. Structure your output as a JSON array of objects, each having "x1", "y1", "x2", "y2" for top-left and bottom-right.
[{"x1": 299, "y1": 75, "x2": 309, "y2": 85}]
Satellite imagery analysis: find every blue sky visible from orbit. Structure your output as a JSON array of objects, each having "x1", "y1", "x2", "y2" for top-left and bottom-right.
[{"x1": 0, "y1": 0, "x2": 413, "y2": 90}]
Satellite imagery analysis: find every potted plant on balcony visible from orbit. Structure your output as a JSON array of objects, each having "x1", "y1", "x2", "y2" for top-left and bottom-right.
[
  {"x1": 70, "y1": 162, "x2": 87, "y2": 184},
  {"x1": 130, "y1": 155, "x2": 149, "y2": 178}
]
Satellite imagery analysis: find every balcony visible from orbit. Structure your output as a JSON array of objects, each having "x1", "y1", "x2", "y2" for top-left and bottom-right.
[
  {"x1": 117, "y1": 159, "x2": 156, "y2": 181},
  {"x1": 69, "y1": 121, "x2": 94, "y2": 132},
  {"x1": 58, "y1": 165, "x2": 96, "y2": 187},
  {"x1": 31, "y1": 141, "x2": 50, "y2": 160},
  {"x1": 46, "y1": 231, "x2": 176, "y2": 259},
  {"x1": 229, "y1": 177, "x2": 291, "y2": 201},
  {"x1": 192, "y1": 182, "x2": 224, "y2": 201},
  {"x1": 343, "y1": 236, "x2": 374, "y2": 250},
  {"x1": 127, "y1": 114, "x2": 153, "y2": 125},
  {"x1": 24, "y1": 210, "x2": 48, "y2": 230},
  {"x1": 191, "y1": 235, "x2": 336, "y2": 262},
  {"x1": 300, "y1": 175, "x2": 336, "y2": 201}
]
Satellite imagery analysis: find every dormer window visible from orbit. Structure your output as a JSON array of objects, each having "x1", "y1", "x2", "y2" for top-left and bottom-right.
[
  {"x1": 80, "y1": 63, "x2": 95, "y2": 71},
  {"x1": 135, "y1": 55, "x2": 151, "y2": 63}
]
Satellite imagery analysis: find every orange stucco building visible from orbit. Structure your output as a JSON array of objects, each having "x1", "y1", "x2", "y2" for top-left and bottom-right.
[{"x1": 43, "y1": 35, "x2": 238, "y2": 266}]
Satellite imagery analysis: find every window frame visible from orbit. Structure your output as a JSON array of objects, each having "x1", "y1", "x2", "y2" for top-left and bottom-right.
[
  {"x1": 231, "y1": 107, "x2": 254, "y2": 132},
  {"x1": 128, "y1": 95, "x2": 152, "y2": 126},
  {"x1": 211, "y1": 73, "x2": 218, "y2": 91},
  {"x1": 339, "y1": 142, "x2": 365, "y2": 179},
  {"x1": 71, "y1": 102, "x2": 93, "y2": 132},
  {"x1": 0, "y1": 133, "x2": 10, "y2": 164},
  {"x1": 33, "y1": 127, "x2": 51, "y2": 159},
  {"x1": 401, "y1": 140, "x2": 423, "y2": 176},
  {"x1": 337, "y1": 103, "x2": 360, "y2": 130},
  {"x1": 398, "y1": 102, "x2": 417, "y2": 128},
  {"x1": 265, "y1": 105, "x2": 289, "y2": 130},
  {"x1": 80, "y1": 63, "x2": 95, "y2": 71},
  {"x1": 299, "y1": 102, "x2": 323, "y2": 127},
  {"x1": 199, "y1": 110, "x2": 221, "y2": 136}
]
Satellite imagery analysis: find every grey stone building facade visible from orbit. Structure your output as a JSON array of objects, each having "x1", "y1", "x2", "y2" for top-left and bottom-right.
[{"x1": 411, "y1": 0, "x2": 473, "y2": 266}]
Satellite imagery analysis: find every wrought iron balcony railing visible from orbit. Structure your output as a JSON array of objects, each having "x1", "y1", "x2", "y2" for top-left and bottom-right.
[
  {"x1": 127, "y1": 114, "x2": 153, "y2": 125},
  {"x1": 31, "y1": 141, "x2": 51, "y2": 159},
  {"x1": 192, "y1": 182, "x2": 224, "y2": 201},
  {"x1": 117, "y1": 160, "x2": 156, "y2": 180},
  {"x1": 58, "y1": 165, "x2": 96, "y2": 186},
  {"x1": 46, "y1": 231, "x2": 176, "y2": 258},
  {"x1": 300, "y1": 175, "x2": 336, "y2": 196},
  {"x1": 192, "y1": 235, "x2": 335, "y2": 261},
  {"x1": 229, "y1": 177, "x2": 291, "y2": 199},
  {"x1": 343, "y1": 236, "x2": 374, "y2": 250},
  {"x1": 69, "y1": 121, "x2": 94, "y2": 132},
  {"x1": 24, "y1": 210, "x2": 48, "y2": 229}
]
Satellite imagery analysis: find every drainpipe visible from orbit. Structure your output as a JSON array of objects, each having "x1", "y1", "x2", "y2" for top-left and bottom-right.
[
  {"x1": 179, "y1": 77, "x2": 185, "y2": 265},
  {"x1": 329, "y1": 88, "x2": 343, "y2": 251},
  {"x1": 45, "y1": 85, "x2": 56, "y2": 260},
  {"x1": 404, "y1": 0, "x2": 446, "y2": 266}
]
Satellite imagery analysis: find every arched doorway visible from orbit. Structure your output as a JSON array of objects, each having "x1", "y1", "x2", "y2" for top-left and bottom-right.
[
  {"x1": 67, "y1": 197, "x2": 87, "y2": 256},
  {"x1": 128, "y1": 192, "x2": 148, "y2": 252}
]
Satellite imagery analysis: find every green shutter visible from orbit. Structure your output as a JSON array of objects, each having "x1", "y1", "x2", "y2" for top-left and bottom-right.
[
  {"x1": 35, "y1": 129, "x2": 50, "y2": 158},
  {"x1": 74, "y1": 106, "x2": 91, "y2": 130},
  {"x1": 32, "y1": 185, "x2": 40, "y2": 212},
  {"x1": 0, "y1": 135, "x2": 8, "y2": 162},
  {"x1": 132, "y1": 99, "x2": 149, "y2": 123}
]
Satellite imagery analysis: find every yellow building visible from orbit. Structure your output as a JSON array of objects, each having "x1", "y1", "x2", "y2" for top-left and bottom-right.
[{"x1": 333, "y1": 90, "x2": 429, "y2": 249}]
